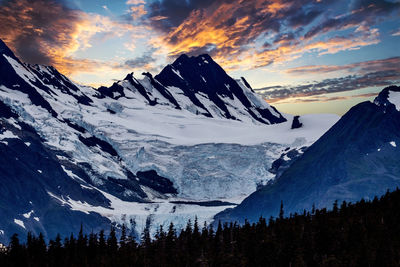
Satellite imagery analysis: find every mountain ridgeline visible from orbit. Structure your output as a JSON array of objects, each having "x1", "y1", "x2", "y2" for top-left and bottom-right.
[
  {"x1": 97, "y1": 53, "x2": 286, "y2": 124},
  {"x1": 0, "y1": 38, "x2": 297, "y2": 243}
]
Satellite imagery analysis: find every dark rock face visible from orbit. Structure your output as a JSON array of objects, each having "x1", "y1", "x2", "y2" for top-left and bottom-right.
[
  {"x1": 142, "y1": 72, "x2": 181, "y2": 109},
  {"x1": 155, "y1": 54, "x2": 287, "y2": 124},
  {"x1": 268, "y1": 147, "x2": 307, "y2": 178},
  {"x1": 25, "y1": 64, "x2": 93, "y2": 106},
  {"x1": 0, "y1": 40, "x2": 58, "y2": 117},
  {"x1": 374, "y1": 85, "x2": 400, "y2": 112},
  {"x1": 94, "y1": 53, "x2": 285, "y2": 124},
  {"x1": 137, "y1": 170, "x2": 178, "y2": 194},
  {"x1": 78, "y1": 135, "x2": 119, "y2": 158},
  {"x1": 216, "y1": 86, "x2": 400, "y2": 224},
  {"x1": 291, "y1": 116, "x2": 303, "y2": 129}
]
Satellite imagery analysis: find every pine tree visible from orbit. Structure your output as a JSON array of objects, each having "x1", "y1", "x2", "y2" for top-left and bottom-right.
[{"x1": 279, "y1": 200, "x2": 284, "y2": 219}]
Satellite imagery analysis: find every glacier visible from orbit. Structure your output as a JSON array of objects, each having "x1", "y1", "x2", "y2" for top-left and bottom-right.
[{"x1": 0, "y1": 39, "x2": 339, "y2": 241}]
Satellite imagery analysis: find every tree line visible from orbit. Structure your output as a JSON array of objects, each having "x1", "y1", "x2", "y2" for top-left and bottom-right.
[{"x1": 1, "y1": 188, "x2": 400, "y2": 266}]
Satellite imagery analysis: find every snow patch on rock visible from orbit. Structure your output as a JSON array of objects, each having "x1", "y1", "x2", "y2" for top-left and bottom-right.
[
  {"x1": 14, "y1": 219, "x2": 25, "y2": 229},
  {"x1": 388, "y1": 90, "x2": 400, "y2": 111}
]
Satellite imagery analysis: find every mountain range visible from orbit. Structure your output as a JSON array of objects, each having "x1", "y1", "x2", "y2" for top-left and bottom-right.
[{"x1": 1, "y1": 38, "x2": 398, "y2": 243}]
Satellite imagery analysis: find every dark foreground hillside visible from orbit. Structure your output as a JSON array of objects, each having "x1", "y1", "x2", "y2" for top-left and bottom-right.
[{"x1": 1, "y1": 188, "x2": 400, "y2": 266}]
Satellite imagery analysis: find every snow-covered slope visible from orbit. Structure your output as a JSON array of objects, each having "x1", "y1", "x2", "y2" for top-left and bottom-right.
[{"x1": 0, "y1": 39, "x2": 338, "y2": 242}]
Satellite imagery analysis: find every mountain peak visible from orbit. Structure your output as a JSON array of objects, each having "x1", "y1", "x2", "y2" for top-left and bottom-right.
[
  {"x1": 174, "y1": 53, "x2": 190, "y2": 62},
  {"x1": 123, "y1": 72, "x2": 135, "y2": 82},
  {"x1": 155, "y1": 53, "x2": 287, "y2": 124},
  {"x1": 172, "y1": 53, "x2": 214, "y2": 68},
  {"x1": 374, "y1": 85, "x2": 400, "y2": 111},
  {"x1": 0, "y1": 39, "x2": 18, "y2": 60}
]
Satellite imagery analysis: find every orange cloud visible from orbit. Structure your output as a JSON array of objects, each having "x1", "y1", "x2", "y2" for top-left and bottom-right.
[
  {"x1": 0, "y1": 0, "x2": 136, "y2": 76},
  {"x1": 202, "y1": 27, "x2": 381, "y2": 72},
  {"x1": 130, "y1": 5, "x2": 148, "y2": 20},
  {"x1": 126, "y1": 0, "x2": 146, "y2": 5},
  {"x1": 150, "y1": 0, "x2": 294, "y2": 67},
  {"x1": 149, "y1": 0, "x2": 384, "y2": 73}
]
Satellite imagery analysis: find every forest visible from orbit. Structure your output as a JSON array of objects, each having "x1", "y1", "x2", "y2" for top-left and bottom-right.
[{"x1": 1, "y1": 188, "x2": 400, "y2": 266}]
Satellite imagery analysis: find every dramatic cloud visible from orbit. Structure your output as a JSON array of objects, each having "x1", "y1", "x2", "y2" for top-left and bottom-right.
[
  {"x1": 0, "y1": 0, "x2": 398, "y2": 95},
  {"x1": 237, "y1": 27, "x2": 381, "y2": 70},
  {"x1": 286, "y1": 57, "x2": 400, "y2": 75},
  {"x1": 256, "y1": 68, "x2": 400, "y2": 102},
  {"x1": 148, "y1": 0, "x2": 222, "y2": 32},
  {"x1": 304, "y1": 0, "x2": 400, "y2": 39},
  {"x1": 144, "y1": 0, "x2": 399, "y2": 71},
  {"x1": 0, "y1": 0, "x2": 81, "y2": 65},
  {"x1": 149, "y1": 0, "x2": 316, "y2": 61},
  {"x1": 0, "y1": 0, "x2": 135, "y2": 75}
]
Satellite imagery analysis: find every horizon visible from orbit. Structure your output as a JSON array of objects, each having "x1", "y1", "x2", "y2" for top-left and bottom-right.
[{"x1": 0, "y1": 0, "x2": 399, "y2": 115}]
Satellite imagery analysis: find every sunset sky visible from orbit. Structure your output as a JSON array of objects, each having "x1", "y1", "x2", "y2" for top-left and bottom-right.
[{"x1": 0, "y1": 0, "x2": 399, "y2": 115}]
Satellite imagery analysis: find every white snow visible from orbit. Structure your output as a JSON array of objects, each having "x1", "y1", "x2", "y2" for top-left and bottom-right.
[
  {"x1": 0, "y1": 230, "x2": 4, "y2": 235},
  {"x1": 25, "y1": 142, "x2": 31, "y2": 147},
  {"x1": 14, "y1": 219, "x2": 25, "y2": 229},
  {"x1": 0, "y1": 130, "x2": 19, "y2": 140},
  {"x1": 22, "y1": 210, "x2": 34, "y2": 219},
  {"x1": 3, "y1": 55, "x2": 37, "y2": 83},
  {"x1": 388, "y1": 90, "x2": 400, "y2": 111},
  {"x1": 390, "y1": 141, "x2": 397, "y2": 147},
  {"x1": 37, "y1": 170, "x2": 42, "y2": 174},
  {"x1": 62, "y1": 166, "x2": 87, "y2": 183},
  {"x1": 0, "y1": 55, "x2": 341, "y2": 235},
  {"x1": 48, "y1": 189, "x2": 234, "y2": 237},
  {"x1": 5, "y1": 118, "x2": 21, "y2": 130},
  {"x1": 171, "y1": 68, "x2": 183, "y2": 79}
]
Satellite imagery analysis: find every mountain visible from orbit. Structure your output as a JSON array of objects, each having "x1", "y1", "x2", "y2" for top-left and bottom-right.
[
  {"x1": 0, "y1": 39, "x2": 338, "y2": 242},
  {"x1": 215, "y1": 85, "x2": 400, "y2": 223},
  {"x1": 96, "y1": 53, "x2": 286, "y2": 124}
]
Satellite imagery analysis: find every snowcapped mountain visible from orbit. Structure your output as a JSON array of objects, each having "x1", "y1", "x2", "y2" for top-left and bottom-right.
[
  {"x1": 97, "y1": 53, "x2": 286, "y2": 124},
  {"x1": 215, "y1": 85, "x2": 400, "y2": 224},
  {"x1": 0, "y1": 39, "x2": 338, "y2": 242}
]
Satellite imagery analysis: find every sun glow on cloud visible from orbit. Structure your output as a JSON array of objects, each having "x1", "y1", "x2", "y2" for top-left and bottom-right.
[
  {"x1": 0, "y1": 0, "x2": 399, "y2": 113},
  {"x1": 0, "y1": 0, "x2": 158, "y2": 85}
]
